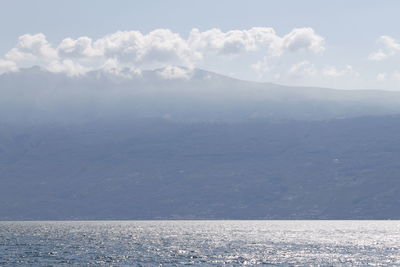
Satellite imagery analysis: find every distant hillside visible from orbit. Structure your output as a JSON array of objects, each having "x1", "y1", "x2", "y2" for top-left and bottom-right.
[
  {"x1": 1, "y1": 67, "x2": 400, "y2": 124},
  {"x1": 2, "y1": 68, "x2": 400, "y2": 219},
  {"x1": 1, "y1": 116, "x2": 400, "y2": 220}
]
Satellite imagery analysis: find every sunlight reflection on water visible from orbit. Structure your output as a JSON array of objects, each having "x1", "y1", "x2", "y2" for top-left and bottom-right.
[{"x1": 1, "y1": 220, "x2": 399, "y2": 266}]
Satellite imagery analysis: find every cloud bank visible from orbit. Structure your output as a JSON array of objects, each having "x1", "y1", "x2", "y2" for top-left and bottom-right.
[{"x1": 0, "y1": 27, "x2": 325, "y2": 76}]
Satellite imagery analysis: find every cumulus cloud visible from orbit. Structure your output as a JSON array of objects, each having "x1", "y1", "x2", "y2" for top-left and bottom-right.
[
  {"x1": 58, "y1": 37, "x2": 101, "y2": 58},
  {"x1": 96, "y1": 29, "x2": 201, "y2": 66},
  {"x1": 188, "y1": 27, "x2": 275, "y2": 55},
  {"x1": 282, "y1": 28, "x2": 325, "y2": 54},
  {"x1": 322, "y1": 65, "x2": 359, "y2": 78},
  {"x1": 5, "y1": 33, "x2": 57, "y2": 63},
  {"x1": 101, "y1": 58, "x2": 142, "y2": 78},
  {"x1": 289, "y1": 60, "x2": 317, "y2": 77},
  {"x1": 285, "y1": 61, "x2": 358, "y2": 80},
  {"x1": 46, "y1": 59, "x2": 90, "y2": 76},
  {"x1": 368, "y1": 50, "x2": 387, "y2": 61},
  {"x1": 369, "y1": 35, "x2": 400, "y2": 61},
  {"x1": 0, "y1": 59, "x2": 18, "y2": 73},
  {"x1": 0, "y1": 27, "x2": 325, "y2": 75},
  {"x1": 188, "y1": 27, "x2": 324, "y2": 57}
]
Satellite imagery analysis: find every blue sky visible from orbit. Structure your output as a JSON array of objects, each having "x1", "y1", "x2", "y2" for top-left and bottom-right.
[{"x1": 1, "y1": 0, "x2": 399, "y2": 90}]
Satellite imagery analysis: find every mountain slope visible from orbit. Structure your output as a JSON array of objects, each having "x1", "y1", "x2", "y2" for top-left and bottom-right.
[
  {"x1": 1, "y1": 67, "x2": 400, "y2": 124},
  {"x1": 1, "y1": 116, "x2": 400, "y2": 220},
  {"x1": 1, "y1": 68, "x2": 400, "y2": 219}
]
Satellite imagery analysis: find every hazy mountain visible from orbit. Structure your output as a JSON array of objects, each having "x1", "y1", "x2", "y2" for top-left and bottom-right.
[
  {"x1": 1, "y1": 67, "x2": 400, "y2": 219},
  {"x1": 1, "y1": 66, "x2": 400, "y2": 124}
]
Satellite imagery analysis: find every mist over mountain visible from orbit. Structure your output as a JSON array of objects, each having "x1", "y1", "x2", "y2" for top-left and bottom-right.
[
  {"x1": 1, "y1": 66, "x2": 400, "y2": 124},
  {"x1": 1, "y1": 67, "x2": 400, "y2": 220}
]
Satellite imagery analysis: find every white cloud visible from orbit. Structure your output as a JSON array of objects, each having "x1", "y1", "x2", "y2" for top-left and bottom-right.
[
  {"x1": 285, "y1": 61, "x2": 359, "y2": 80},
  {"x1": 101, "y1": 58, "x2": 142, "y2": 78},
  {"x1": 5, "y1": 33, "x2": 57, "y2": 63},
  {"x1": 46, "y1": 59, "x2": 89, "y2": 76},
  {"x1": 289, "y1": 60, "x2": 317, "y2": 77},
  {"x1": 188, "y1": 27, "x2": 274, "y2": 55},
  {"x1": 368, "y1": 50, "x2": 387, "y2": 61},
  {"x1": 95, "y1": 29, "x2": 201, "y2": 66},
  {"x1": 373, "y1": 71, "x2": 400, "y2": 86},
  {"x1": 188, "y1": 27, "x2": 324, "y2": 57},
  {"x1": 58, "y1": 37, "x2": 101, "y2": 58},
  {"x1": 157, "y1": 66, "x2": 192, "y2": 80},
  {"x1": 282, "y1": 28, "x2": 325, "y2": 54},
  {"x1": 0, "y1": 27, "x2": 325, "y2": 76},
  {"x1": 251, "y1": 57, "x2": 272, "y2": 78},
  {"x1": 376, "y1": 73, "x2": 386, "y2": 81},
  {"x1": 369, "y1": 35, "x2": 400, "y2": 61},
  {"x1": 0, "y1": 59, "x2": 18, "y2": 74},
  {"x1": 322, "y1": 65, "x2": 358, "y2": 77}
]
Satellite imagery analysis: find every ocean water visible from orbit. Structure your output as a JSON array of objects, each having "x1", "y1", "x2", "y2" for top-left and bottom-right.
[{"x1": 0, "y1": 221, "x2": 399, "y2": 266}]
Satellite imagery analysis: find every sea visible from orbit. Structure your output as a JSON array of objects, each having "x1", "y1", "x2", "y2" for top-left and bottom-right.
[{"x1": 0, "y1": 220, "x2": 399, "y2": 266}]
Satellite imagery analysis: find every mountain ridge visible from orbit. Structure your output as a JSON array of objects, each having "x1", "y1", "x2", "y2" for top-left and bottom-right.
[
  {"x1": 1, "y1": 65, "x2": 394, "y2": 93},
  {"x1": 1, "y1": 67, "x2": 400, "y2": 220},
  {"x1": 2, "y1": 66, "x2": 400, "y2": 124}
]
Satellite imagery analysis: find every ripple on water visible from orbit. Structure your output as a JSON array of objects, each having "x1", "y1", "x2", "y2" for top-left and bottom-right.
[{"x1": 0, "y1": 221, "x2": 400, "y2": 266}]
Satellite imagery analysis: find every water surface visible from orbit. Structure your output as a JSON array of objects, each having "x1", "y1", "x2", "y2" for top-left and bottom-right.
[{"x1": 1, "y1": 221, "x2": 399, "y2": 266}]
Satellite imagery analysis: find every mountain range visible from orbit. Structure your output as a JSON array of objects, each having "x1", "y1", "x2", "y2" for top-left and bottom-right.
[{"x1": 1, "y1": 67, "x2": 400, "y2": 219}]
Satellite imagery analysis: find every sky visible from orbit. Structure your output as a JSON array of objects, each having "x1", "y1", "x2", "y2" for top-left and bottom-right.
[{"x1": 0, "y1": 0, "x2": 400, "y2": 90}]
